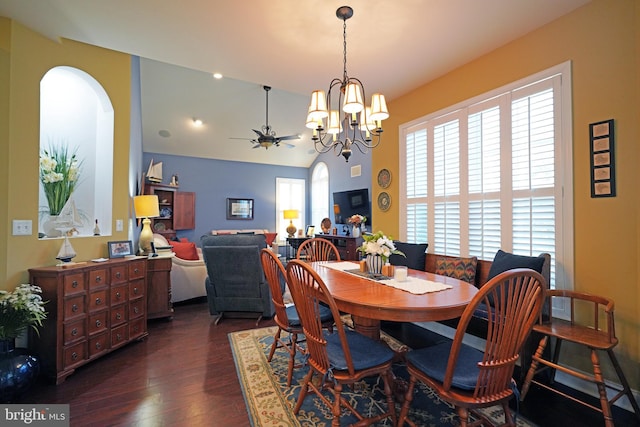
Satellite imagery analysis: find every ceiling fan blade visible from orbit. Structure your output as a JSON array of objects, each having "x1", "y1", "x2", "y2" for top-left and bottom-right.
[
  {"x1": 229, "y1": 137, "x2": 252, "y2": 140},
  {"x1": 277, "y1": 134, "x2": 301, "y2": 141},
  {"x1": 252, "y1": 129, "x2": 265, "y2": 137}
]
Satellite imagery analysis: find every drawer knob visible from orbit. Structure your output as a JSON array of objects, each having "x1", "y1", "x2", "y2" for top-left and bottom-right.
[
  {"x1": 95, "y1": 320, "x2": 102, "y2": 327},
  {"x1": 116, "y1": 313, "x2": 122, "y2": 320},
  {"x1": 72, "y1": 352, "x2": 78, "y2": 360},
  {"x1": 95, "y1": 342, "x2": 102, "y2": 350},
  {"x1": 116, "y1": 292, "x2": 121, "y2": 299},
  {"x1": 71, "y1": 328, "x2": 78, "y2": 336},
  {"x1": 133, "y1": 307, "x2": 139, "y2": 314},
  {"x1": 72, "y1": 304, "x2": 78, "y2": 312},
  {"x1": 116, "y1": 334, "x2": 122, "y2": 341},
  {"x1": 116, "y1": 271, "x2": 121, "y2": 279},
  {"x1": 133, "y1": 287, "x2": 139, "y2": 295},
  {"x1": 95, "y1": 297, "x2": 102, "y2": 305},
  {"x1": 95, "y1": 276, "x2": 102, "y2": 283},
  {"x1": 72, "y1": 280, "x2": 78, "y2": 288},
  {"x1": 134, "y1": 268, "x2": 139, "y2": 274}
]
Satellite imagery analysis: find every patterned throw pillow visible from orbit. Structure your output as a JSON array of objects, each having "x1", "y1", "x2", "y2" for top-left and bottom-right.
[{"x1": 435, "y1": 256, "x2": 478, "y2": 284}]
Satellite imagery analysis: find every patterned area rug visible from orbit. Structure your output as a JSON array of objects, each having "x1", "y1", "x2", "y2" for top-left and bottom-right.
[{"x1": 229, "y1": 326, "x2": 537, "y2": 426}]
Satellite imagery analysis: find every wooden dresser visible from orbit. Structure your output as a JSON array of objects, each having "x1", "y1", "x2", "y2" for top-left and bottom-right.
[{"x1": 29, "y1": 258, "x2": 148, "y2": 384}]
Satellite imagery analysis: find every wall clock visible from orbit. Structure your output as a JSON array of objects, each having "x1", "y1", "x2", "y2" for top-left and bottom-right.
[
  {"x1": 377, "y1": 168, "x2": 391, "y2": 188},
  {"x1": 377, "y1": 192, "x2": 391, "y2": 211}
]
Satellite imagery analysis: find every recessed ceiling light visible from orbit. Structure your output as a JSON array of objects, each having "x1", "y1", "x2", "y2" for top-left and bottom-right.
[
  {"x1": 212, "y1": 73, "x2": 223, "y2": 79},
  {"x1": 192, "y1": 118, "x2": 203, "y2": 127},
  {"x1": 158, "y1": 130, "x2": 171, "y2": 137}
]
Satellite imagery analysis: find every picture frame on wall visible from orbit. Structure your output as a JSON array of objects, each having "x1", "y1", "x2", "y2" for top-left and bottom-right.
[
  {"x1": 226, "y1": 198, "x2": 254, "y2": 220},
  {"x1": 589, "y1": 119, "x2": 616, "y2": 198},
  {"x1": 108, "y1": 240, "x2": 134, "y2": 258}
]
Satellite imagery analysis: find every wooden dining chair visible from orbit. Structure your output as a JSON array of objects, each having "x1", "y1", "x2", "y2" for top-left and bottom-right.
[
  {"x1": 397, "y1": 268, "x2": 545, "y2": 427},
  {"x1": 285, "y1": 259, "x2": 396, "y2": 426},
  {"x1": 296, "y1": 237, "x2": 341, "y2": 262},
  {"x1": 520, "y1": 290, "x2": 640, "y2": 427},
  {"x1": 260, "y1": 249, "x2": 333, "y2": 386}
]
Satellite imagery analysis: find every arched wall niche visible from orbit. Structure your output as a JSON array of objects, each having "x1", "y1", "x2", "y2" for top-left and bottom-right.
[{"x1": 39, "y1": 66, "x2": 114, "y2": 239}]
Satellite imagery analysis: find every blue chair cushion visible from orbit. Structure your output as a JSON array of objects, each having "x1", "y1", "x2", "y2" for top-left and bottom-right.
[
  {"x1": 286, "y1": 304, "x2": 332, "y2": 328},
  {"x1": 389, "y1": 242, "x2": 428, "y2": 271},
  {"x1": 407, "y1": 341, "x2": 484, "y2": 390},
  {"x1": 325, "y1": 329, "x2": 395, "y2": 371}
]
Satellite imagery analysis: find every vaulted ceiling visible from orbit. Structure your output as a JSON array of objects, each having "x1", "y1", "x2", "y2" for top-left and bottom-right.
[{"x1": 0, "y1": 0, "x2": 590, "y2": 167}]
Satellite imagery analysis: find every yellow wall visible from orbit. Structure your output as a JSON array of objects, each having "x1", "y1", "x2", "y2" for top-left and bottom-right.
[
  {"x1": 0, "y1": 19, "x2": 132, "y2": 288},
  {"x1": 374, "y1": 0, "x2": 640, "y2": 381}
]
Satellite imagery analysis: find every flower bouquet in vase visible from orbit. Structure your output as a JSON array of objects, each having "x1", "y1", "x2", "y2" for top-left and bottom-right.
[
  {"x1": 357, "y1": 231, "x2": 405, "y2": 275},
  {"x1": 347, "y1": 214, "x2": 367, "y2": 238}
]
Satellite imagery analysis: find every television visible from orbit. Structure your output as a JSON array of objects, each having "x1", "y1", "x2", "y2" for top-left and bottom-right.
[{"x1": 332, "y1": 188, "x2": 372, "y2": 228}]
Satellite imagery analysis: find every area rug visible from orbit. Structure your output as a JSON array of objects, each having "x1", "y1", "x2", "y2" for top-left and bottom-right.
[{"x1": 229, "y1": 326, "x2": 537, "y2": 427}]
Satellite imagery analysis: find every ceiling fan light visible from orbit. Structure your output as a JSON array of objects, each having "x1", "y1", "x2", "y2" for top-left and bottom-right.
[
  {"x1": 308, "y1": 90, "x2": 328, "y2": 121},
  {"x1": 342, "y1": 82, "x2": 364, "y2": 114},
  {"x1": 369, "y1": 93, "x2": 389, "y2": 121},
  {"x1": 327, "y1": 110, "x2": 342, "y2": 135}
]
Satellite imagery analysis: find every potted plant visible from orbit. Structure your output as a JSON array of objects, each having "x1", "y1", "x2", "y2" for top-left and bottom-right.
[
  {"x1": 357, "y1": 231, "x2": 405, "y2": 275},
  {"x1": 0, "y1": 284, "x2": 47, "y2": 402}
]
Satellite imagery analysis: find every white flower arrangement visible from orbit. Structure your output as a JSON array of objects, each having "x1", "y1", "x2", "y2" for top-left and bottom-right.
[
  {"x1": 0, "y1": 284, "x2": 47, "y2": 340},
  {"x1": 40, "y1": 144, "x2": 82, "y2": 216},
  {"x1": 357, "y1": 231, "x2": 405, "y2": 263}
]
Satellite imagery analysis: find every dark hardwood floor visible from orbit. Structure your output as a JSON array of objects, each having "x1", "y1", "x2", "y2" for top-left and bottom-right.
[{"x1": 21, "y1": 301, "x2": 639, "y2": 427}]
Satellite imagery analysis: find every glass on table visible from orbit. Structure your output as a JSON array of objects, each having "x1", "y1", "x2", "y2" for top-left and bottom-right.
[{"x1": 394, "y1": 266, "x2": 408, "y2": 281}]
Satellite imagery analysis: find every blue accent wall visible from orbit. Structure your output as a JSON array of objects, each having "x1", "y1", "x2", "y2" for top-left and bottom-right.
[{"x1": 142, "y1": 153, "x2": 308, "y2": 244}]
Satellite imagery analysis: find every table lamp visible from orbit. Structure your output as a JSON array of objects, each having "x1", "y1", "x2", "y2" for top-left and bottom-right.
[
  {"x1": 134, "y1": 195, "x2": 160, "y2": 255},
  {"x1": 283, "y1": 209, "x2": 299, "y2": 238}
]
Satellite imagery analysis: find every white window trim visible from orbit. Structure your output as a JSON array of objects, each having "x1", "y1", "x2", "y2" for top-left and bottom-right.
[{"x1": 399, "y1": 61, "x2": 574, "y2": 318}]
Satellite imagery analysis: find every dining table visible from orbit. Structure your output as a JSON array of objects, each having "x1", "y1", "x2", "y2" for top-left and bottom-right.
[{"x1": 310, "y1": 261, "x2": 479, "y2": 340}]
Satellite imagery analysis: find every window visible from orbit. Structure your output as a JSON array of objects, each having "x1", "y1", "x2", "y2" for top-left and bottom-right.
[
  {"x1": 276, "y1": 177, "x2": 306, "y2": 242},
  {"x1": 311, "y1": 162, "x2": 329, "y2": 229},
  {"x1": 400, "y1": 62, "x2": 574, "y2": 305}
]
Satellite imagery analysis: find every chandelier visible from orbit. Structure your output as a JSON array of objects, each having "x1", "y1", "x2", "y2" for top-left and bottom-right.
[{"x1": 306, "y1": 6, "x2": 389, "y2": 162}]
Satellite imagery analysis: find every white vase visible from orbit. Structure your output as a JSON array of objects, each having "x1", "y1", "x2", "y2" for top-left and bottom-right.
[
  {"x1": 352, "y1": 226, "x2": 361, "y2": 238},
  {"x1": 42, "y1": 215, "x2": 62, "y2": 238},
  {"x1": 365, "y1": 254, "x2": 384, "y2": 275}
]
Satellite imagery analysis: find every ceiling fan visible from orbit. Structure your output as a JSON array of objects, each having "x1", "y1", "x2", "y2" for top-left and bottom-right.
[{"x1": 230, "y1": 85, "x2": 301, "y2": 149}]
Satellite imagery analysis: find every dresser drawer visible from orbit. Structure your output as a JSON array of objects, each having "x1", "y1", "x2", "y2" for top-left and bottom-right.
[
  {"x1": 89, "y1": 289, "x2": 108, "y2": 312},
  {"x1": 63, "y1": 319, "x2": 86, "y2": 345},
  {"x1": 110, "y1": 284, "x2": 128, "y2": 306},
  {"x1": 110, "y1": 265, "x2": 127, "y2": 284},
  {"x1": 88, "y1": 311, "x2": 108, "y2": 335},
  {"x1": 63, "y1": 273, "x2": 86, "y2": 295},
  {"x1": 111, "y1": 324, "x2": 128, "y2": 347},
  {"x1": 89, "y1": 268, "x2": 108, "y2": 289},
  {"x1": 129, "y1": 299, "x2": 144, "y2": 320},
  {"x1": 88, "y1": 332, "x2": 109, "y2": 358},
  {"x1": 110, "y1": 304, "x2": 127, "y2": 326},
  {"x1": 63, "y1": 341, "x2": 86, "y2": 370},
  {"x1": 129, "y1": 318, "x2": 145, "y2": 339},
  {"x1": 129, "y1": 261, "x2": 145, "y2": 280},
  {"x1": 64, "y1": 294, "x2": 86, "y2": 320},
  {"x1": 129, "y1": 279, "x2": 144, "y2": 299}
]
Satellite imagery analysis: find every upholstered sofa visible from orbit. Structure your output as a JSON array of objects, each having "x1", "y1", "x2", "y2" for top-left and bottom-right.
[
  {"x1": 200, "y1": 233, "x2": 274, "y2": 324},
  {"x1": 210, "y1": 229, "x2": 277, "y2": 246},
  {"x1": 153, "y1": 234, "x2": 207, "y2": 302}
]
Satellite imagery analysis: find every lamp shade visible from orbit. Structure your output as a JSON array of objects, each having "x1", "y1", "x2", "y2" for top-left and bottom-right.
[
  {"x1": 369, "y1": 93, "x2": 389, "y2": 121},
  {"x1": 283, "y1": 209, "x2": 299, "y2": 220},
  {"x1": 134, "y1": 195, "x2": 160, "y2": 219},
  {"x1": 327, "y1": 110, "x2": 342, "y2": 135},
  {"x1": 307, "y1": 90, "x2": 328, "y2": 121},
  {"x1": 342, "y1": 82, "x2": 364, "y2": 114}
]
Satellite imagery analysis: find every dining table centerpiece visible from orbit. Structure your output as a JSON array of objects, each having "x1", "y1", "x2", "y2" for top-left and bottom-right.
[
  {"x1": 348, "y1": 214, "x2": 367, "y2": 238},
  {"x1": 0, "y1": 284, "x2": 47, "y2": 402},
  {"x1": 357, "y1": 231, "x2": 405, "y2": 275}
]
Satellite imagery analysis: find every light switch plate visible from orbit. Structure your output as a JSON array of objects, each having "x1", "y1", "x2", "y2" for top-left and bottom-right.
[
  {"x1": 12, "y1": 219, "x2": 32, "y2": 235},
  {"x1": 116, "y1": 219, "x2": 123, "y2": 231}
]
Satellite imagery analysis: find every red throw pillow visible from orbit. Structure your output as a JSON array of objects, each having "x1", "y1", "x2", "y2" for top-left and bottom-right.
[{"x1": 172, "y1": 241, "x2": 199, "y2": 260}]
